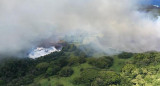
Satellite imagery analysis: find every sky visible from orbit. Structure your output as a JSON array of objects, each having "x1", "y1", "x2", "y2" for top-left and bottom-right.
[{"x1": 151, "y1": 0, "x2": 160, "y2": 5}]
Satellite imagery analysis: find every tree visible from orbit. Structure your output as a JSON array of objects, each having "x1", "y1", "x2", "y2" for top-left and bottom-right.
[
  {"x1": 73, "y1": 69, "x2": 98, "y2": 85},
  {"x1": 59, "y1": 66, "x2": 74, "y2": 77},
  {"x1": 67, "y1": 57, "x2": 79, "y2": 66},
  {"x1": 88, "y1": 56, "x2": 113, "y2": 69},
  {"x1": 87, "y1": 58, "x2": 97, "y2": 66},
  {"x1": 97, "y1": 71, "x2": 121, "y2": 85},
  {"x1": 46, "y1": 67, "x2": 54, "y2": 76},
  {"x1": 118, "y1": 52, "x2": 133, "y2": 59},
  {"x1": 121, "y1": 64, "x2": 136, "y2": 76},
  {"x1": 55, "y1": 82, "x2": 64, "y2": 86},
  {"x1": 36, "y1": 62, "x2": 49, "y2": 70},
  {"x1": 95, "y1": 56, "x2": 113, "y2": 69},
  {"x1": 36, "y1": 62, "x2": 49, "y2": 74},
  {"x1": 78, "y1": 57, "x2": 86, "y2": 64}
]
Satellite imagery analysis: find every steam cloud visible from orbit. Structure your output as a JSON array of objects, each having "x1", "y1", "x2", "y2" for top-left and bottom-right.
[{"x1": 0, "y1": 0, "x2": 160, "y2": 56}]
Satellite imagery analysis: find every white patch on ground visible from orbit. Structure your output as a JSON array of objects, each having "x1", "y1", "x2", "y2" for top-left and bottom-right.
[{"x1": 28, "y1": 46, "x2": 60, "y2": 59}]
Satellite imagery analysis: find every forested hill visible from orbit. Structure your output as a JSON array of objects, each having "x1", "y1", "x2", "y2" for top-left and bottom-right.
[{"x1": 1, "y1": 43, "x2": 160, "y2": 86}]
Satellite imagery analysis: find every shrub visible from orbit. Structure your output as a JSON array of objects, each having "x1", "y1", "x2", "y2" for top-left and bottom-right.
[
  {"x1": 67, "y1": 57, "x2": 79, "y2": 66},
  {"x1": 134, "y1": 53, "x2": 156, "y2": 66},
  {"x1": 68, "y1": 57, "x2": 86, "y2": 66},
  {"x1": 35, "y1": 62, "x2": 49, "y2": 75},
  {"x1": 78, "y1": 57, "x2": 86, "y2": 64},
  {"x1": 118, "y1": 52, "x2": 133, "y2": 59},
  {"x1": 88, "y1": 56, "x2": 113, "y2": 69},
  {"x1": 122, "y1": 64, "x2": 136, "y2": 76},
  {"x1": 46, "y1": 67, "x2": 54, "y2": 76},
  {"x1": 95, "y1": 56, "x2": 113, "y2": 69},
  {"x1": 87, "y1": 58, "x2": 97, "y2": 65},
  {"x1": 55, "y1": 82, "x2": 64, "y2": 86},
  {"x1": 91, "y1": 78, "x2": 104, "y2": 86},
  {"x1": 73, "y1": 69, "x2": 98, "y2": 85},
  {"x1": 0, "y1": 79, "x2": 5, "y2": 85},
  {"x1": 72, "y1": 77, "x2": 83, "y2": 85},
  {"x1": 36, "y1": 62, "x2": 49, "y2": 70},
  {"x1": 59, "y1": 66, "x2": 74, "y2": 77},
  {"x1": 97, "y1": 71, "x2": 121, "y2": 85}
]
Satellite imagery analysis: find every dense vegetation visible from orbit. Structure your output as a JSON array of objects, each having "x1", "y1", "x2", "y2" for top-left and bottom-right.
[{"x1": 1, "y1": 43, "x2": 160, "y2": 86}]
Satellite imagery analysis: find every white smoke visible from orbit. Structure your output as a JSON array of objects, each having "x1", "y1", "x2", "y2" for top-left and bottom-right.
[
  {"x1": 0, "y1": 0, "x2": 160, "y2": 56},
  {"x1": 28, "y1": 46, "x2": 60, "y2": 59}
]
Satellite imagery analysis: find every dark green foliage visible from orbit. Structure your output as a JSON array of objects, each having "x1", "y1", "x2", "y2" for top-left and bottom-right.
[
  {"x1": 67, "y1": 57, "x2": 79, "y2": 66},
  {"x1": 55, "y1": 82, "x2": 64, "y2": 86},
  {"x1": 46, "y1": 67, "x2": 54, "y2": 76},
  {"x1": 45, "y1": 64, "x2": 61, "y2": 76},
  {"x1": 35, "y1": 62, "x2": 49, "y2": 75},
  {"x1": 49, "y1": 62, "x2": 61, "y2": 75},
  {"x1": 87, "y1": 58, "x2": 97, "y2": 65},
  {"x1": 0, "y1": 79, "x2": 5, "y2": 85},
  {"x1": 68, "y1": 57, "x2": 86, "y2": 66},
  {"x1": 73, "y1": 77, "x2": 82, "y2": 85},
  {"x1": 62, "y1": 44, "x2": 77, "y2": 52},
  {"x1": 7, "y1": 74, "x2": 34, "y2": 86},
  {"x1": 0, "y1": 58, "x2": 35, "y2": 83},
  {"x1": 121, "y1": 64, "x2": 136, "y2": 76},
  {"x1": 73, "y1": 69, "x2": 98, "y2": 85},
  {"x1": 118, "y1": 52, "x2": 133, "y2": 59},
  {"x1": 134, "y1": 53, "x2": 156, "y2": 66},
  {"x1": 97, "y1": 71, "x2": 121, "y2": 85},
  {"x1": 78, "y1": 57, "x2": 86, "y2": 64},
  {"x1": 88, "y1": 56, "x2": 113, "y2": 69},
  {"x1": 36, "y1": 62, "x2": 49, "y2": 70},
  {"x1": 59, "y1": 66, "x2": 74, "y2": 77},
  {"x1": 0, "y1": 45, "x2": 68, "y2": 85},
  {"x1": 91, "y1": 78, "x2": 105, "y2": 86}
]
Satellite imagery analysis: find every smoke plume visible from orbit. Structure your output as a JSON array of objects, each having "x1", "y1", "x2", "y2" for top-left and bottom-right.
[{"x1": 0, "y1": 0, "x2": 160, "y2": 56}]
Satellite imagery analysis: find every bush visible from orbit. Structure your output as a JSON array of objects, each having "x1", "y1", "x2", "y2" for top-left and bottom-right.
[
  {"x1": 118, "y1": 52, "x2": 133, "y2": 59},
  {"x1": 0, "y1": 79, "x2": 5, "y2": 85},
  {"x1": 7, "y1": 74, "x2": 34, "y2": 86},
  {"x1": 72, "y1": 77, "x2": 83, "y2": 85},
  {"x1": 134, "y1": 53, "x2": 156, "y2": 66},
  {"x1": 97, "y1": 71, "x2": 121, "y2": 85},
  {"x1": 122, "y1": 64, "x2": 136, "y2": 76},
  {"x1": 68, "y1": 57, "x2": 86, "y2": 66},
  {"x1": 46, "y1": 67, "x2": 54, "y2": 76},
  {"x1": 59, "y1": 66, "x2": 73, "y2": 77},
  {"x1": 87, "y1": 58, "x2": 97, "y2": 65},
  {"x1": 36, "y1": 62, "x2": 49, "y2": 70},
  {"x1": 67, "y1": 57, "x2": 79, "y2": 66},
  {"x1": 55, "y1": 82, "x2": 64, "y2": 86},
  {"x1": 78, "y1": 57, "x2": 86, "y2": 64},
  {"x1": 35, "y1": 62, "x2": 49, "y2": 75},
  {"x1": 73, "y1": 69, "x2": 98, "y2": 85},
  {"x1": 88, "y1": 56, "x2": 113, "y2": 69},
  {"x1": 95, "y1": 56, "x2": 113, "y2": 69},
  {"x1": 91, "y1": 78, "x2": 104, "y2": 86}
]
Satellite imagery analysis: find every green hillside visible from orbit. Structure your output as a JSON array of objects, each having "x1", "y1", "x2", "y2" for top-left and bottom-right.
[{"x1": 1, "y1": 43, "x2": 160, "y2": 86}]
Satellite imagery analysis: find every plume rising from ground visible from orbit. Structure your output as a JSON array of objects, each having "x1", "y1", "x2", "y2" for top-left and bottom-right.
[{"x1": 0, "y1": 0, "x2": 160, "y2": 57}]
